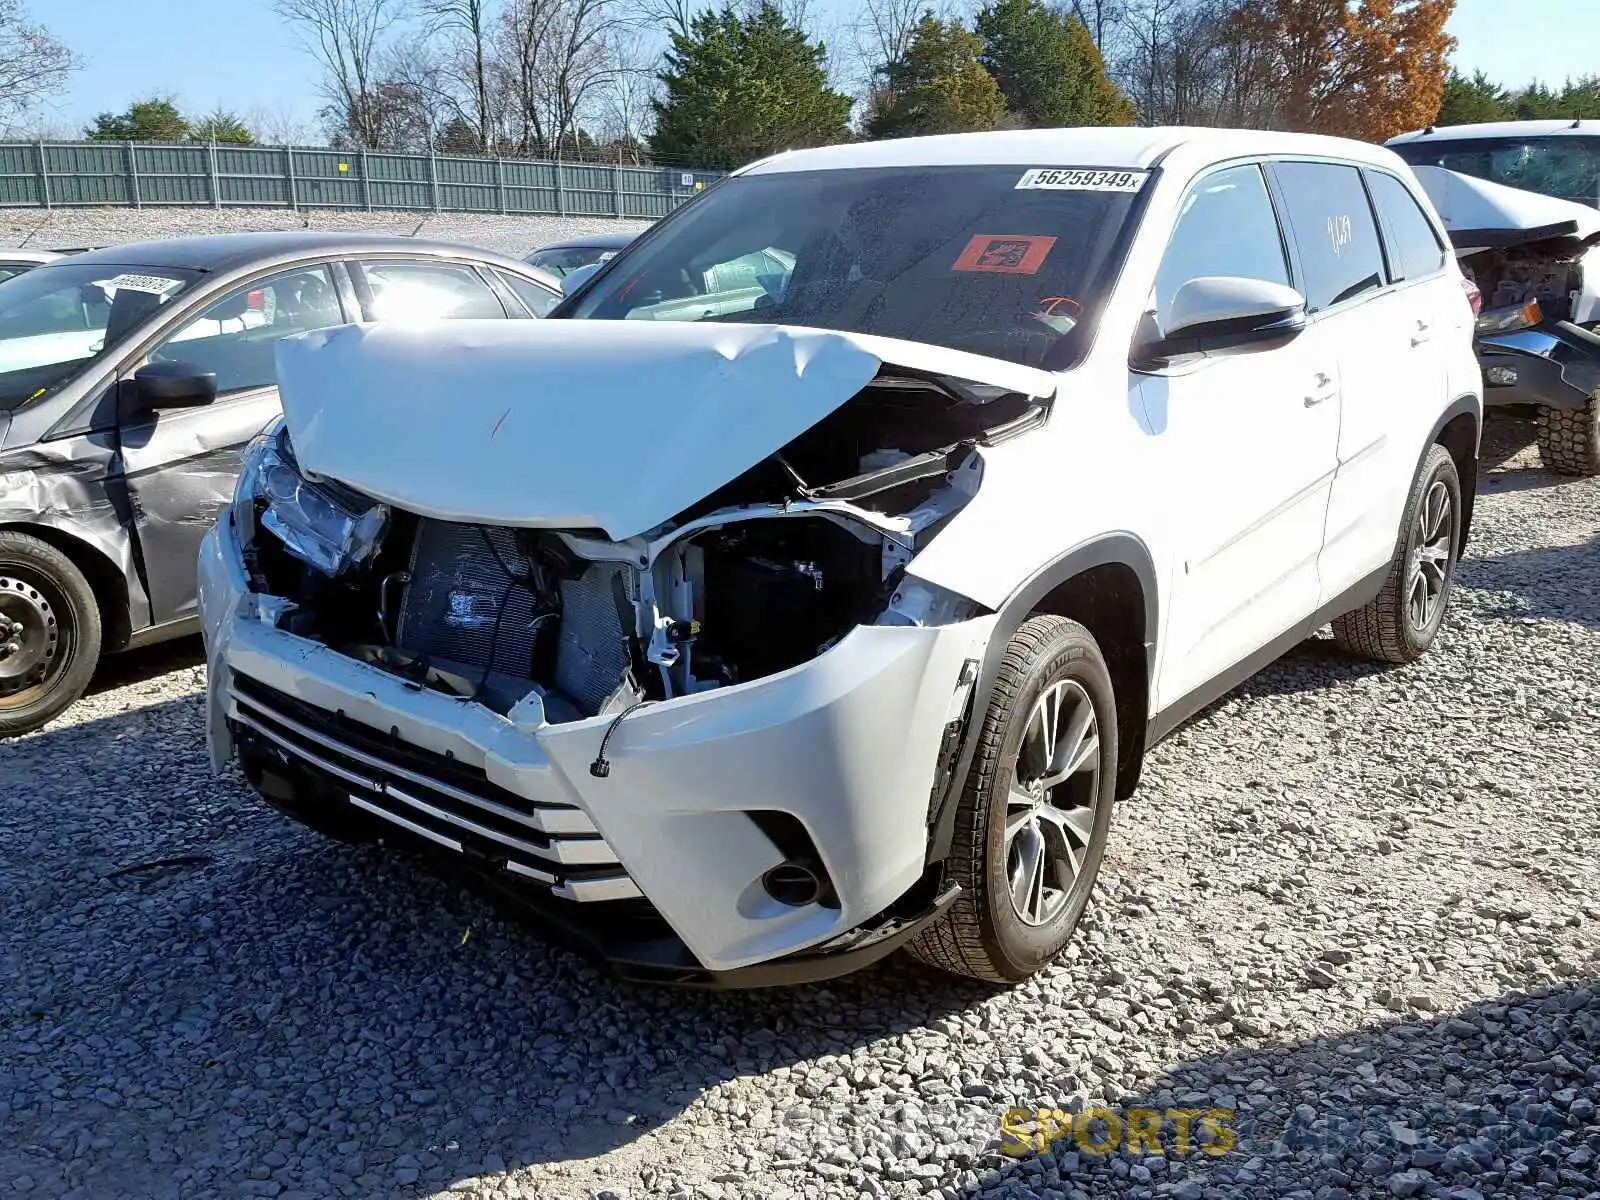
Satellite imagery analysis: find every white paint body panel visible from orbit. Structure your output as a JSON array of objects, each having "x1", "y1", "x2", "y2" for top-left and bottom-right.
[
  {"x1": 274, "y1": 319, "x2": 1055, "y2": 542},
  {"x1": 203, "y1": 126, "x2": 1483, "y2": 976}
]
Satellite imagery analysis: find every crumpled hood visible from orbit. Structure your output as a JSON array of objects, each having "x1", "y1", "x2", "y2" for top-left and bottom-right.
[
  {"x1": 1412, "y1": 165, "x2": 1600, "y2": 253},
  {"x1": 274, "y1": 319, "x2": 1055, "y2": 540}
]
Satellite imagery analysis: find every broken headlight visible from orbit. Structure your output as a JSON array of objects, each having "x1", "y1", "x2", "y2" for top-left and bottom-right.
[{"x1": 234, "y1": 420, "x2": 388, "y2": 577}]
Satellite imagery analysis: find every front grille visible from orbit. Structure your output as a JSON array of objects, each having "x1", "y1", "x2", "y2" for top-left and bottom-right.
[{"x1": 229, "y1": 674, "x2": 640, "y2": 902}]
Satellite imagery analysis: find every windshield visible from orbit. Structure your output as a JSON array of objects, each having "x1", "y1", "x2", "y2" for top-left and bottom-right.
[
  {"x1": 0, "y1": 262, "x2": 199, "y2": 409},
  {"x1": 565, "y1": 165, "x2": 1146, "y2": 369},
  {"x1": 526, "y1": 245, "x2": 620, "y2": 277},
  {"x1": 1392, "y1": 135, "x2": 1600, "y2": 208}
]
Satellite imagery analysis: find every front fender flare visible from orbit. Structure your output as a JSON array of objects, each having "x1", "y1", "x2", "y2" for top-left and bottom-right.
[{"x1": 925, "y1": 532, "x2": 1159, "y2": 866}]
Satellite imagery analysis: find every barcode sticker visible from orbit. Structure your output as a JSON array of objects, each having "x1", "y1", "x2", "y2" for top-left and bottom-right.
[
  {"x1": 99, "y1": 273, "x2": 183, "y2": 295},
  {"x1": 1016, "y1": 168, "x2": 1148, "y2": 192}
]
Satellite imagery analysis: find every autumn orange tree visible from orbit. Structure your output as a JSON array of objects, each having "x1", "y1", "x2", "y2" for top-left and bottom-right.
[{"x1": 1230, "y1": 0, "x2": 1455, "y2": 141}]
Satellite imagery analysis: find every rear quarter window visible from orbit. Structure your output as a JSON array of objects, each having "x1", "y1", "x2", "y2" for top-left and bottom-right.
[
  {"x1": 1367, "y1": 171, "x2": 1446, "y2": 282},
  {"x1": 1271, "y1": 162, "x2": 1387, "y2": 312}
]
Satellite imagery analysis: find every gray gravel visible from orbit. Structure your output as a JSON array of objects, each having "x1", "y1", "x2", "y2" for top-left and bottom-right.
[
  {"x1": 0, "y1": 207, "x2": 650, "y2": 259},
  {"x1": 2, "y1": 413, "x2": 1597, "y2": 1200}
]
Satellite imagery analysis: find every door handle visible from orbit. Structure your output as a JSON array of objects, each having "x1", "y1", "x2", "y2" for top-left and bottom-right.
[{"x1": 1305, "y1": 370, "x2": 1335, "y2": 406}]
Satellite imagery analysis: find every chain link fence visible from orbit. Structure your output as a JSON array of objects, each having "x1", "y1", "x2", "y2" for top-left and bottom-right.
[{"x1": 0, "y1": 142, "x2": 721, "y2": 219}]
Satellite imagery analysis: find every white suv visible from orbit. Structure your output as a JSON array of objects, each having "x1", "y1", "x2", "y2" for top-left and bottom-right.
[{"x1": 199, "y1": 128, "x2": 1481, "y2": 986}]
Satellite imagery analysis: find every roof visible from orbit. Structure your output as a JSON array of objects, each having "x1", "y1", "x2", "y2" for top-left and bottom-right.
[
  {"x1": 0, "y1": 248, "x2": 61, "y2": 264},
  {"x1": 738, "y1": 126, "x2": 1409, "y2": 175},
  {"x1": 529, "y1": 230, "x2": 637, "y2": 252},
  {"x1": 1388, "y1": 119, "x2": 1595, "y2": 145},
  {"x1": 59, "y1": 230, "x2": 535, "y2": 274}
]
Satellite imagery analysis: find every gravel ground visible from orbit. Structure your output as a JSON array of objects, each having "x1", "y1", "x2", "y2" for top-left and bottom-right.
[
  {"x1": 0, "y1": 208, "x2": 650, "y2": 258},
  {"x1": 2, "y1": 414, "x2": 1597, "y2": 1200}
]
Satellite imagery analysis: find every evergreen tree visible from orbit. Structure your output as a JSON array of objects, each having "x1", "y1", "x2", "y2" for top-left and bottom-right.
[
  {"x1": 866, "y1": 15, "x2": 1006, "y2": 139},
  {"x1": 650, "y1": 3, "x2": 853, "y2": 170},
  {"x1": 85, "y1": 97, "x2": 190, "y2": 142},
  {"x1": 974, "y1": 0, "x2": 1134, "y2": 127}
]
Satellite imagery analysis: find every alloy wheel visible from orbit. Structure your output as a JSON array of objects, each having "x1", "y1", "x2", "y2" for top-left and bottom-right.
[
  {"x1": 1003, "y1": 679, "x2": 1103, "y2": 927},
  {"x1": 1408, "y1": 479, "x2": 1453, "y2": 632}
]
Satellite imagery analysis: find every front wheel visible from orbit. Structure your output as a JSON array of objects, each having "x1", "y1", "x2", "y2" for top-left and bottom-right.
[
  {"x1": 0, "y1": 531, "x2": 102, "y2": 738},
  {"x1": 907, "y1": 615, "x2": 1117, "y2": 983},
  {"x1": 1536, "y1": 395, "x2": 1600, "y2": 476}
]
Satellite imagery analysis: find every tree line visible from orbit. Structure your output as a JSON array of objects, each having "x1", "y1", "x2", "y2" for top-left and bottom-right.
[{"x1": 5, "y1": 0, "x2": 1599, "y2": 172}]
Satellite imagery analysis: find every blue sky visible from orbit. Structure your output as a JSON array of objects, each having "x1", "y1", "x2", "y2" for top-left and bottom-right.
[{"x1": 31, "y1": 0, "x2": 1600, "y2": 137}]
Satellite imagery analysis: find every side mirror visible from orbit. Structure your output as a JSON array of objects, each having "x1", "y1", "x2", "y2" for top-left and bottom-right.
[
  {"x1": 133, "y1": 360, "x2": 218, "y2": 408},
  {"x1": 560, "y1": 262, "x2": 602, "y2": 295},
  {"x1": 1134, "y1": 276, "x2": 1307, "y2": 365}
]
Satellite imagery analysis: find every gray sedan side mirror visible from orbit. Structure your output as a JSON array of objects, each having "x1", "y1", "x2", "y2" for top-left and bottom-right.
[{"x1": 133, "y1": 360, "x2": 218, "y2": 408}]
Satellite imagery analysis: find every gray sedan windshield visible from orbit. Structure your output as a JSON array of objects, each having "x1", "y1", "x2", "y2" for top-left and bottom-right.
[{"x1": 0, "y1": 262, "x2": 199, "y2": 409}]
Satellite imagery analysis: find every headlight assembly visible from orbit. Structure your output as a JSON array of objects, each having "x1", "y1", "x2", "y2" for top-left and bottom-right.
[{"x1": 235, "y1": 419, "x2": 389, "y2": 576}]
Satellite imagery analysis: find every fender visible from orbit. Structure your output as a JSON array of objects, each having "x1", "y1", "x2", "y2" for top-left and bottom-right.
[
  {"x1": 1424, "y1": 391, "x2": 1482, "y2": 551},
  {"x1": 925, "y1": 532, "x2": 1159, "y2": 866},
  {"x1": 1477, "y1": 321, "x2": 1600, "y2": 412}
]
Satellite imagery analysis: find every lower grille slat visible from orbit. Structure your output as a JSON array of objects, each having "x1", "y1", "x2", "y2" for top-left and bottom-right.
[{"x1": 229, "y1": 673, "x2": 641, "y2": 903}]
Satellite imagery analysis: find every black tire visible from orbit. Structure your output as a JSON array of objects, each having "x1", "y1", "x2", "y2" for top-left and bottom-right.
[
  {"x1": 0, "y1": 531, "x2": 102, "y2": 738},
  {"x1": 1330, "y1": 443, "x2": 1462, "y2": 664},
  {"x1": 1536, "y1": 395, "x2": 1600, "y2": 476},
  {"x1": 907, "y1": 615, "x2": 1117, "y2": 983}
]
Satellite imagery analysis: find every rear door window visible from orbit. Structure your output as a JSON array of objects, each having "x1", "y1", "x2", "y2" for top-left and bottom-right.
[
  {"x1": 1271, "y1": 162, "x2": 1387, "y2": 312},
  {"x1": 355, "y1": 261, "x2": 508, "y2": 320},
  {"x1": 1366, "y1": 171, "x2": 1446, "y2": 283},
  {"x1": 495, "y1": 269, "x2": 560, "y2": 317}
]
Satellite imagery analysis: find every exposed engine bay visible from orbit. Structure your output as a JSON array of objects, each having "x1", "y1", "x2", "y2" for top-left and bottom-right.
[
  {"x1": 240, "y1": 368, "x2": 1035, "y2": 723},
  {"x1": 1459, "y1": 241, "x2": 1590, "y2": 324}
]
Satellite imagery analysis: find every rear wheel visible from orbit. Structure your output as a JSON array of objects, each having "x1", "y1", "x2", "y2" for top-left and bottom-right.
[
  {"x1": 907, "y1": 615, "x2": 1117, "y2": 983},
  {"x1": 1536, "y1": 394, "x2": 1600, "y2": 476},
  {"x1": 1330, "y1": 443, "x2": 1461, "y2": 664},
  {"x1": 0, "y1": 532, "x2": 102, "y2": 738}
]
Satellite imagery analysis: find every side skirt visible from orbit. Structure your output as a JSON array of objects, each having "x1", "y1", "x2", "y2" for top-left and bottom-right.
[
  {"x1": 121, "y1": 613, "x2": 201, "y2": 652},
  {"x1": 1144, "y1": 563, "x2": 1389, "y2": 749}
]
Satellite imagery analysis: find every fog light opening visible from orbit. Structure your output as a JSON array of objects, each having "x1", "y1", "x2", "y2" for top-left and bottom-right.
[{"x1": 763, "y1": 860, "x2": 825, "y2": 907}]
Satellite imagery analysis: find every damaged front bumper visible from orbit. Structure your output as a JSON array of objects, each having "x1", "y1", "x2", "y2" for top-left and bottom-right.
[
  {"x1": 1477, "y1": 321, "x2": 1600, "y2": 410},
  {"x1": 199, "y1": 513, "x2": 995, "y2": 984}
]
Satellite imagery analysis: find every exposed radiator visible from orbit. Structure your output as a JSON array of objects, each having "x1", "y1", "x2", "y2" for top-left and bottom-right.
[{"x1": 396, "y1": 519, "x2": 634, "y2": 717}]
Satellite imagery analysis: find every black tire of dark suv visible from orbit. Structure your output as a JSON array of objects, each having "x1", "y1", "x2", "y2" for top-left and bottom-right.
[{"x1": 1537, "y1": 394, "x2": 1600, "y2": 476}]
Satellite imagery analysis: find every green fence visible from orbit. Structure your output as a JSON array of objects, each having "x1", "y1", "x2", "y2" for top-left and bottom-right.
[{"x1": 0, "y1": 142, "x2": 720, "y2": 218}]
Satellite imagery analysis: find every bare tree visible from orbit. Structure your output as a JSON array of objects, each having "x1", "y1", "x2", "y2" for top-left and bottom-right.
[
  {"x1": 596, "y1": 28, "x2": 657, "y2": 153},
  {"x1": 419, "y1": 0, "x2": 496, "y2": 149},
  {"x1": 243, "y1": 102, "x2": 319, "y2": 145},
  {"x1": 1066, "y1": 0, "x2": 1127, "y2": 52},
  {"x1": 497, "y1": 0, "x2": 625, "y2": 158},
  {"x1": 380, "y1": 38, "x2": 459, "y2": 146},
  {"x1": 622, "y1": 0, "x2": 703, "y2": 41},
  {"x1": 0, "y1": 0, "x2": 80, "y2": 128},
  {"x1": 275, "y1": 0, "x2": 409, "y2": 148},
  {"x1": 1116, "y1": 0, "x2": 1279, "y2": 128}
]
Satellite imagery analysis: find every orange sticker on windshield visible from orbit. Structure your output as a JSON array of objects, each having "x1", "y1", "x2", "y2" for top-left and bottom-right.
[{"x1": 953, "y1": 234, "x2": 1057, "y2": 275}]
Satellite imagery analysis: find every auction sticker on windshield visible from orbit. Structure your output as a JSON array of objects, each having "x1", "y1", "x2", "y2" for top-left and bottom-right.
[
  {"x1": 1016, "y1": 168, "x2": 1148, "y2": 192},
  {"x1": 98, "y1": 273, "x2": 184, "y2": 295}
]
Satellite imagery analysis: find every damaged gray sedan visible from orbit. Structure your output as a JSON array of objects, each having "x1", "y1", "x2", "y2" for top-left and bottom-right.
[{"x1": 0, "y1": 232, "x2": 559, "y2": 736}]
